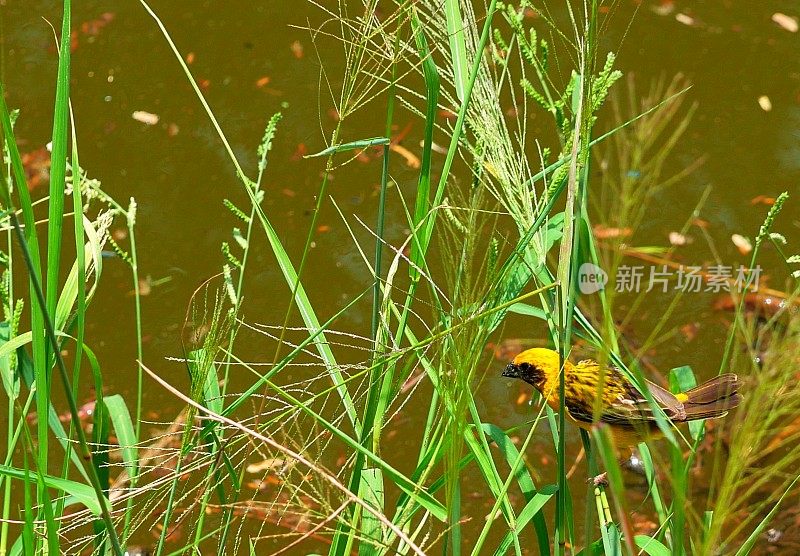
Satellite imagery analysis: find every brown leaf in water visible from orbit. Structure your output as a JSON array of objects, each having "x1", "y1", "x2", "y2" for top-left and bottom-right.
[
  {"x1": 21, "y1": 148, "x2": 50, "y2": 191},
  {"x1": 290, "y1": 40, "x2": 304, "y2": 58},
  {"x1": 400, "y1": 370, "x2": 426, "y2": 393},
  {"x1": 291, "y1": 143, "x2": 307, "y2": 161},
  {"x1": 750, "y1": 195, "x2": 776, "y2": 206},
  {"x1": 593, "y1": 224, "x2": 632, "y2": 239},
  {"x1": 768, "y1": 415, "x2": 800, "y2": 451},
  {"x1": 772, "y1": 13, "x2": 799, "y2": 33},
  {"x1": 317, "y1": 225, "x2": 331, "y2": 233},
  {"x1": 651, "y1": 1, "x2": 674, "y2": 16},
  {"x1": 81, "y1": 12, "x2": 115, "y2": 36},
  {"x1": 390, "y1": 144, "x2": 421, "y2": 169},
  {"x1": 137, "y1": 278, "x2": 152, "y2": 297},
  {"x1": 731, "y1": 233, "x2": 753, "y2": 255},
  {"x1": 69, "y1": 12, "x2": 115, "y2": 51},
  {"x1": 132, "y1": 111, "x2": 159, "y2": 126},
  {"x1": 185, "y1": 52, "x2": 195, "y2": 64},
  {"x1": 669, "y1": 231, "x2": 692, "y2": 246},
  {"x1": 255, "y1": 76, "x2": 271, "y2": 88},
  {"x1": 246, "y1": 457, "x2": 287, "y2": 474},
  {"x1": 631, "y1": 511, "x2": 659, "y2": 536},
  {"x1": 392, "y1": 121, "x2": 413, "y2": 144},
  {"x1": 712, "y1": 293, "x2": 795, "y2": 318},
  {"x1": 679, "y1": 322, "x2": 699, "y2": 342}
]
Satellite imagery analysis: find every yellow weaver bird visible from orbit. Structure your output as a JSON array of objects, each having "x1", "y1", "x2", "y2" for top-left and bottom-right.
[{"x1": 502, "y1": 348, "x2": 741, "y2": 445}]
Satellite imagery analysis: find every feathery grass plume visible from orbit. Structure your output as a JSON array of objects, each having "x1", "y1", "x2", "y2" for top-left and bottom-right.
[
  {"x1": 436, "y1": 185, "x2": 506, "y2": 550},
  {"x1": 700, "y1": 300, "x2": 800, "y2": 552}
]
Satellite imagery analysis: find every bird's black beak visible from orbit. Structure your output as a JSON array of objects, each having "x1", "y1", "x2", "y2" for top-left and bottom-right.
[{"x1": 502, "y1": 363, "x2": 520, "y2": 379}]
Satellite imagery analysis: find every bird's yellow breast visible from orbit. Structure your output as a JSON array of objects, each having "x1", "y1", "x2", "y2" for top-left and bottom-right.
[{"x1": 537, "y1": 359, "x2": 627, "y2": 409}]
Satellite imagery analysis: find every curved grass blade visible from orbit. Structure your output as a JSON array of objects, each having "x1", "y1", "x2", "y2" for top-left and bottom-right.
[
  {"x1": 634, "y1": 536, "x2": 670, "y2": 556},
  {"x1": 445, "y1": 0, "x2": 469, "y2": 102},
  {"x1": 0, "y1": 465, "x2": 107, "y2": 516},
  {"x1": 304, "y1": 137, "x2": 389, "y2": 158},
  {"x1": 103, "y1": 395, "x2": 138, "y2": 478},
  {"x1": 733, "y1": 475, "x2": 800, "y2": 556}
]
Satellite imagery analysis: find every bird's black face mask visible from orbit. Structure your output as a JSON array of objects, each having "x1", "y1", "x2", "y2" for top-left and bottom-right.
[{"x1": 502, "y1": 362, "x2": 545, "y2": 389}]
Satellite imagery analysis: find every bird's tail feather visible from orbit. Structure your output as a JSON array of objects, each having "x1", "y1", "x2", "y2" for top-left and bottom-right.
[{"x1": 682, "y1": 373, "x2": 741, "y2": 420}]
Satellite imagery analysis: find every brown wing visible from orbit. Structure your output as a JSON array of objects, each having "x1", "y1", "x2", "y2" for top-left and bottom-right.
[
  {"x1": 681, "y1": 374, "x2": 741, "y2": 420},
  {"x1": 566, "y1": 374, "x2": 686, "y2": 427}
]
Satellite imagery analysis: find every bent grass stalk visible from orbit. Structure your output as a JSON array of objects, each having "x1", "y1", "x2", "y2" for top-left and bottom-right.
[{"x1": 141, "y1": 362, "x2": 428, "y2": 556}]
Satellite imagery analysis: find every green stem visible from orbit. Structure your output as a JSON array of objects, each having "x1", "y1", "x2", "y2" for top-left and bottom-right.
[{"x1": 7, "y1": 211, "x2": 122, "y2": 556}]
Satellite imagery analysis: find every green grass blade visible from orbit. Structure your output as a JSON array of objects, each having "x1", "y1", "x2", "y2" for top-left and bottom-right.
[
  {"x1": 0, "y1": 323, "x2": 19, "y2": 399},
  {"x1": 635, "y1": 536, "x2": 671, "y2": 556},
  {"x1": 0, "y1": 45, "x2": 48, "y2": 526},
  {"x1": 493, "y1": 485, "x2": 558, "y2": 555},
  {"x1": 220, "y1": 287, "x2": 368, "y2": 419},
  {"x1": 16, "y1": 348, "x2": 90, "y2": 482},
  {"x1": 46, "y1": 0, "x2": 70, "y2": 328},
  {"x1": 304, "y1": 137, "x2": 389, "y2": 158},
  {"x1": 444, "y1": 0, "x2": 469, "y2": 101},
  {"x1": 103, "y1": 395, "x2": 139, "y2": 478},
  {"x1": 0, "y1": 465, "x2": 107, "y2": 516},
  {"x1": 249, "y1": 370, "x2": 447, "y2": 521},
  {"x1": 592, "y1": 425, "x2": 632, "y2": 556},
  {"x1": 407, "y1": 6, "x2": 439, "y2": 285},
  {"x1": 357, "y1": 469, "x2": 385, "y2": 556},
  {"x1": 733, "y1": 475, "x2": 800, "y2": 556},
  {"x1": 482, "y1": 423, "x2": 551, "y2": 554}
]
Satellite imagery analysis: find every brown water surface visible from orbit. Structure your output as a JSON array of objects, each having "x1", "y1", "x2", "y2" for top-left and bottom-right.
[{"x1": 3, "y1": 0, "x2": 799, "y2": 553}]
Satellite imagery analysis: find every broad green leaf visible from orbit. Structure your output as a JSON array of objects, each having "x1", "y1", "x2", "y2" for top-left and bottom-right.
[
  {"x1": 104, "y1": 395, "x2": 138, "y2": 476},
  {"x1": 494, "y1": 485, "x2": 557, "y2": 555},
  {"x1": 507, "y1": 302, "x2": 547, "y2": 320},
  {"x1": 0, "y1": 465, "x2": 106, "y2": 515},
  {"x1": 55, "y1": 215, "x2": 105, "y2": 332},
  {"x1": 634, "y1": 536, "x2": 670, "y2": 556},
  {"x1": 483, "y1": 424, "x2": 555, "y2": 554},
  {"x1": 445, "y1": 0, "x2": 468, "y2": 101},
  {"x1": 17, "y1": 349, "x2": 90, "y2": 482},
  {"x1": 515, "y1": 485, "x2": 558, "y2": 534},
  {"x1": 357, "y1": 468, "x2": 384, "y2": 556}
]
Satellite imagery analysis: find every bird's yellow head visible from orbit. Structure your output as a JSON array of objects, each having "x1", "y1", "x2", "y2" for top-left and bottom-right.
[{"x1": 501, "y1": 348, "x2": 561, "y2": 390}]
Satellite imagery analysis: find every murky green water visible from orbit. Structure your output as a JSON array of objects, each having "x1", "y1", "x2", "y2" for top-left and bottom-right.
[{"x1": 4, "y1": 0, "x2": 799, "y2": 553}]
